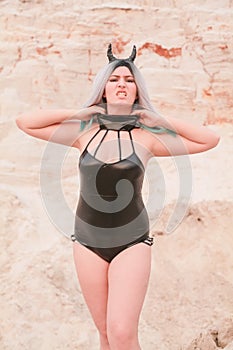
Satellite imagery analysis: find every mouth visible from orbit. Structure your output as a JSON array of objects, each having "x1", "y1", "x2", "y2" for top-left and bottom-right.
[{"x1": 116, "y1": 91, "x2": 127, "y2": 97}]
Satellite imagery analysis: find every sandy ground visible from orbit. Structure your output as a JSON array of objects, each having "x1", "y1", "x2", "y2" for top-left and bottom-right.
[{"x1": 1, "y1": 121, "x2": 233, "y2": 349}]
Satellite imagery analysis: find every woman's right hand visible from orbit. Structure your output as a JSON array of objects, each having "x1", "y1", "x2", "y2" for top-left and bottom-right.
[
  {"x1": 74, "y1": 105, "x2": 105, "y2": 121},
  {"x1": 16, "y1": 105, "x2": 105, "y2": 147}
]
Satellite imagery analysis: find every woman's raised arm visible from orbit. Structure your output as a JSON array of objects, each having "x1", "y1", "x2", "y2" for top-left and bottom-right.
[
  {"x1": 16, "y1": 106, "x2": 104, "y2": 147},
  {"x1": 155, "y1": 115, "x2": 220, "y2": 156},
  {"x1": 134, "y1": 109, "x2": 220, "y2": 156}
]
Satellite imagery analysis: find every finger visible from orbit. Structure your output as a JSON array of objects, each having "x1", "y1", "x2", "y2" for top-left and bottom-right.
[
  {"x1": 94, "y1": 105, "x2": 106, "y2": 113},
  {"x1": 130, "y1": 110, "x2": 142, "y2": 116}
]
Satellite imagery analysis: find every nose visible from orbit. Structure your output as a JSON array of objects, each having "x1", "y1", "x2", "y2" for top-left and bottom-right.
[{"x1": 117, "y1": 79, "x2": 126, "y2": 88}]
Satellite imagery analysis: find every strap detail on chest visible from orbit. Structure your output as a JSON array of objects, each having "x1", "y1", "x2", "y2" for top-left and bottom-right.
[{"x1": 82, "y1": 114, "x2": 139, "y2": 162}]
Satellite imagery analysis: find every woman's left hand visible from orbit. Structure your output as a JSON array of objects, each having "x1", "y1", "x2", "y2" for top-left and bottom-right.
[{"x1": 131, "y1": 108, "x2": 162, "y2": 128}]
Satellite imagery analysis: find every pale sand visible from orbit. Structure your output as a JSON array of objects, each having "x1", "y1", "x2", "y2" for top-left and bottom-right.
[{"x1": 1, "y1": 122, "x2": 233, "y2": 349}]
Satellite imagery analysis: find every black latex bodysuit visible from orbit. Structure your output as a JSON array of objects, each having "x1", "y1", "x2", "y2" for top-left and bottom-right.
[{"x1": 71, "y1": 115, "x2": 154, "y2": 262}]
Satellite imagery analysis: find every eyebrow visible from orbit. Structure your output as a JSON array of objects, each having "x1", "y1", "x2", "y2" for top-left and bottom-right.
[{"x1": 110, "y1": 74, "x2": 134, "y2": 78}]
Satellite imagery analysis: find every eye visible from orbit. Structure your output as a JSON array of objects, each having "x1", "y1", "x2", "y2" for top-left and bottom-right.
[
  {"x1": 109, "y1": 77, "x2": 118, "y2": 82},
  {"x1": 126, "y1": 77, "x2": 135, "y2": 83}
]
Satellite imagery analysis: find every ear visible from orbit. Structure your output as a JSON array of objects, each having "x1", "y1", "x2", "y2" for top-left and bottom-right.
[{"x1": 102, "y1": 91, "x2": 107, "y2": 103}]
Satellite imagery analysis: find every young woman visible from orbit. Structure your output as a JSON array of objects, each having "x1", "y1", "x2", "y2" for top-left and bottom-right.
[{"x1": 16, "y1": 44, "x2": 219, "y2": 350}]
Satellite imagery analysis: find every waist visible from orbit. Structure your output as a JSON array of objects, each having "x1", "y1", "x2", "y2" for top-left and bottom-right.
[{"x1": 79, "y1": 191, "x2": 143, "y2": 200}]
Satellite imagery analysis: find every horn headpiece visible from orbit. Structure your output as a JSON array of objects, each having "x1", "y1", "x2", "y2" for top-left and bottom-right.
[{"x1": 107, "y1": 43, "x2": 137, "y2": 63}]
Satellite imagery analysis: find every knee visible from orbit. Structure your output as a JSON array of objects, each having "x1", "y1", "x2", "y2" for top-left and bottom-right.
[
  {"x1": 97, "y1": 326, "x2": 109, "y2": 347},
  {"x1": 107, "y1": 320, "x2": 138, "y2": 348},
  {"x1": 96, "y1": 323, "x2": 108, "y2": 339}
]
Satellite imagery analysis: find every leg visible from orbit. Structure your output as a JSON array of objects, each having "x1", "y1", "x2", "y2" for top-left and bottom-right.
[
  {"x1": 73, "y1": 242, "x2": 110, "y2": 350},
  {"x1": 107, "y1": 242, "x2": 152, "y2": 350}
]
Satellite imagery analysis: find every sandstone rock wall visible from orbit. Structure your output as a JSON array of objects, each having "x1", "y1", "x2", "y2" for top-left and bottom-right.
[{"x1": 0, "y1": 0, "x2": 232, "y2": 122}]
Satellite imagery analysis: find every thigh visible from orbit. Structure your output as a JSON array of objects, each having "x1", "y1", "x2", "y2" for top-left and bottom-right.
[
  {"x1": 107, "y1": 242, "x2": 152, "y2": 328},
  {"x1": 73, "y1": 242, "x2": 109, "y2": 332}
]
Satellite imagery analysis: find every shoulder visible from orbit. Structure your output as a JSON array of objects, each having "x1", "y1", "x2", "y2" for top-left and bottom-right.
[
  {"x1": 133, "y1": 127, "x2": 176, "y2": 157},
  {"x1": 132, "y1": 128, "x2": 155, "y2": 155},
  {"x1": 75, "y1": 123, "x2": 99, "y2": 150}
]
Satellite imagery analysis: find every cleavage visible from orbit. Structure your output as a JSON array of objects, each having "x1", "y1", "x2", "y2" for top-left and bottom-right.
[{"x1": 87, "y1": 130, "x2": 134, "y2": 164}]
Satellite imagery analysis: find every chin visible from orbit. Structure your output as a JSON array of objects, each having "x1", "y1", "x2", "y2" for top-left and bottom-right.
[{"x1": 116, "y1": 99, "x2": 132, "y2": 104}]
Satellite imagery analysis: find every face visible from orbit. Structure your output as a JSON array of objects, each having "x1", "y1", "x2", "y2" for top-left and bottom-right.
[{"x1": 104, "y1": 66, "x2": 137, "y2": 107}]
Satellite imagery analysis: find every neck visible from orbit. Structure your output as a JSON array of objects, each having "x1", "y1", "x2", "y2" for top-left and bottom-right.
[{"x1": 106, "y1": 103, "x2": 133, "y2": 115}]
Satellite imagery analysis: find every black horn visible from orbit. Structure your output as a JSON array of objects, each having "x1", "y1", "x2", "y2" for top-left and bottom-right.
[
  {"x1": 128, "y1": 45, "x2": 137, "y2": 62},
  {"x1": 107, "y1": 44, "x2": 117, "y2": 62},
  {"x1": 107, "y1": 43, "x2": 137, "y2": 63}
]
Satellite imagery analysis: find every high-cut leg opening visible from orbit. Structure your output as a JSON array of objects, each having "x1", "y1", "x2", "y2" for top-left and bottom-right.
[{"x1": 71, "y1": 234, "x2": 154, "y2": 263}]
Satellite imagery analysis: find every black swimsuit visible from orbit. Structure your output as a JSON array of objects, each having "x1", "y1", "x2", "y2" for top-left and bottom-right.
[{"x1": 71, "y1": 115, "x2": 154, "y2": 262}]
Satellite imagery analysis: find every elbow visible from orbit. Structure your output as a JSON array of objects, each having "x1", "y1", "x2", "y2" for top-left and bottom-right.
[
  {"x1": 15, "y1": 114, "x2": 28, "y2": 131},
  {"x1": 15, "y1": 116, "x2": 22, "y2": 129},
  {"x1": 211, "y1": 133, "x2": 220, "y2": 148},
  {"x1": 206, "y1": 133, "x2": 220, "y2": 151}
]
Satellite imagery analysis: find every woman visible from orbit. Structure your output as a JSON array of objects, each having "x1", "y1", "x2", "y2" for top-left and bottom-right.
[{"x1": 16, "y1": 44, "x2": 219, "y2": 350}]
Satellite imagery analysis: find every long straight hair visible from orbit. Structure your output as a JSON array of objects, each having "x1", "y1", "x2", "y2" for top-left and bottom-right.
[{"x1": 83, "y1": 60, "x2": 160, "y2": 115}]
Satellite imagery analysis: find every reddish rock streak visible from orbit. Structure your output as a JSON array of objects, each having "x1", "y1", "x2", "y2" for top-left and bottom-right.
[{"x1": 138, "y1": 42, "x2": 182, "y2": 59}]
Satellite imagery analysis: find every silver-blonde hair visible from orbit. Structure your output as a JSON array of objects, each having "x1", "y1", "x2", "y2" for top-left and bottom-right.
[
  {"x1": 83, "y1": 60, "x2": 160, "y2": 116},
  {"x1": 80, "y1": 60, "x2": 176, "y2": 137}
]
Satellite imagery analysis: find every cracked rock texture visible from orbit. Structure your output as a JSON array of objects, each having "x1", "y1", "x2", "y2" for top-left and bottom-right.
[
  {"x1": 0, "y1": 0, "x2": 233, "y2": 122},
  {"x1": 0, "y1": 1, "x2": 233, "y2": 349}
]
